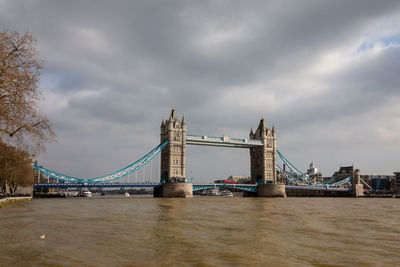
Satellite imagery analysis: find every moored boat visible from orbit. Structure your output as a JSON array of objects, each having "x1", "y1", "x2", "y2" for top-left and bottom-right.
[
  {"x1": 208, "y1": 188, "x2": 220, "y2": 196},
  {"x1": 220, "y1": 190, "x2": 234, "y2": 197},
  {"x1": 81, "y1": 191, "x2": 92, "y2": 197}
]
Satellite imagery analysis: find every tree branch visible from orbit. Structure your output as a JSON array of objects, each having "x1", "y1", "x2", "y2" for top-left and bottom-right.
[{"x1": 0, "y1": 120, "x2": 44, "y2": 137}]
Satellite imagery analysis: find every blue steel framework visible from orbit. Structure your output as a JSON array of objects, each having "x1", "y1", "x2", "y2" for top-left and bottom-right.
[{"x1": 275, "y1": 150, "x2": 362, "y2": 188}]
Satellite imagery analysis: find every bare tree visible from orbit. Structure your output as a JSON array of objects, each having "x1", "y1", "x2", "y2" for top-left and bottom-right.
[
  {"x1": 0, "y1": 31, "x2": 55, "y2": 153},
  {"x1": 0, "y1": 142, "x2": 32, "y2": 195}
]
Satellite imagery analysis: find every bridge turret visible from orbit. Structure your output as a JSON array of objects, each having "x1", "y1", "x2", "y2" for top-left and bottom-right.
[
  {"x1": 249, "y1": 127, "x2": 254, "y2": 139},
  {"x1": 255, "y1": 115, "x2": 267, "y2": 139},
  {"x1": 181, "y1": 114, "x2": 186, "y2": 132}
]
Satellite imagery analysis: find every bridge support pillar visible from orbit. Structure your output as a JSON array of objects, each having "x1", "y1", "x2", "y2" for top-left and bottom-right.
[
  {"x1": 257, "y1": 184, "x2": 286, "y2": 197},
  {"x1": 353, "y1": 184, "x2": 364, "y2": 197},
  {"x1": 352, "y1": 169, "x2": 364, "y2": 197},
  {"x1": 154, "y1": 182, "x2": 193, "y2": 198}
]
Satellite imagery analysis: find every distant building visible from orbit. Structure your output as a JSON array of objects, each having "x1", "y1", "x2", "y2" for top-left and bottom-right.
[
  {"x1": 332, "y1": 166, "x2": 354, "y2": 181},
  {"x1": 214, "y1": 179, "x2": 234, "y2": 184},
  {"x1": 394, "y1": 172, "x2": 400, "y2": 194},
  {"x1": 361, "y1": 174, "x2": 395, "y2": 191},
  {"x1": 307, "y1": 162, "x2": 318, "y2": 176},
  {"x1": 306, "y1": 162, "x2": 322, "y2": 182},
  {"x1": 214, "y1": 176, "x2": 251, "y2": 184},
  {"x1": 228, "y1": 175, "x2": 251, "y2": 184},
  {"x1": 328, "y1": 165, "x2": 398, "y2": 192}
]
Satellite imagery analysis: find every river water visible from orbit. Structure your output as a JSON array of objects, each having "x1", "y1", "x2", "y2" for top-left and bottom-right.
[{"x1": 0, "y1": 196, "x2": 399, "y2": 266}]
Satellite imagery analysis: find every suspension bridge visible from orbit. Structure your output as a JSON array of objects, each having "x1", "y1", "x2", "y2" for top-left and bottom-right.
[
  {"x1": 34, "y1": 107, "x2": 365, "y2": 197},
  {"x1": 34, "y1": 144, "x2": 356, "y2": 191}
]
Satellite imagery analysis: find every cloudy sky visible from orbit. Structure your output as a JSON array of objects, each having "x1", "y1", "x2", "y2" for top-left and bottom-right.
[{"x1": 1, "y1": 0, "x2": 399, "y2": 182}]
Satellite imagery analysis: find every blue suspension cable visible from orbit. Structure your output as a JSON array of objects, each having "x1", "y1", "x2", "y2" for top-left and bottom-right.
[
  {"x1": 276, "y1": 150, "x2": 312, "y2": 184},
  {"x1": 34, "y1": 141, "x2": 168, "y2": 183}
]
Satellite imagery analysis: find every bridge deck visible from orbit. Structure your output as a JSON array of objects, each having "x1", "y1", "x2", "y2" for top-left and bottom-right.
[
  {"x1": 186, "y1": 134, "x2": 263, "y2": 148},
  {"x1": 192, "y1": 183, "x2": 258, "y2": 192},
  {"x1": 285, "y1": 185, "x2": 351, "y2": 192},
  {"x1": 34, "y1": 183, "x2": 351, "y2": 193}
]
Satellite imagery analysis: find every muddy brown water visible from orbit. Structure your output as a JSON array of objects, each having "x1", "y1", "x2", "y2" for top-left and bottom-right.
[{"x1": 0, "y1": 196, "x2": 399, "y2": 266}]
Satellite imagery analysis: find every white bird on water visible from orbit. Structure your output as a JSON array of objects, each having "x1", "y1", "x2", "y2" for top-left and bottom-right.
[{"x1": 40, "y1": 234, "x2": 45, "y2": 239}]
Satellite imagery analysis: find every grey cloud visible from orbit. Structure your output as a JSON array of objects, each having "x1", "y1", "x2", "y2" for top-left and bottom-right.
[{"x1": 1, "y1": 1, "x2": 400, "y2": 179}]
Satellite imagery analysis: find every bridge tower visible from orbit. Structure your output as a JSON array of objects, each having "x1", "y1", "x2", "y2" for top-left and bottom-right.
[
  {"x1": 249, "y1": 116, "x2": 277, "y2": 184},
  {"x1": 160, "y1": 106, "x2": 186, "y2": 182},
  {"x1": 156, "y1": 106, "x2": 192, "y2": 197},
  {"x1": 250, "y1": 116, "x2": 285, "y2": 197}
]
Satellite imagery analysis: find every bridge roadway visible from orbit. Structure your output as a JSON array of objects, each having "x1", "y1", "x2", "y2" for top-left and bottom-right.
[{"x1": 34, "y1": 183, "x2": 352, "y2": 193}]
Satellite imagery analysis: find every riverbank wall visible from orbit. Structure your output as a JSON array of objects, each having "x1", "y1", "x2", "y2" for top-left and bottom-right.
[{"x1": 0, "y1": 196, "x2": 32, "y2": 208}]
